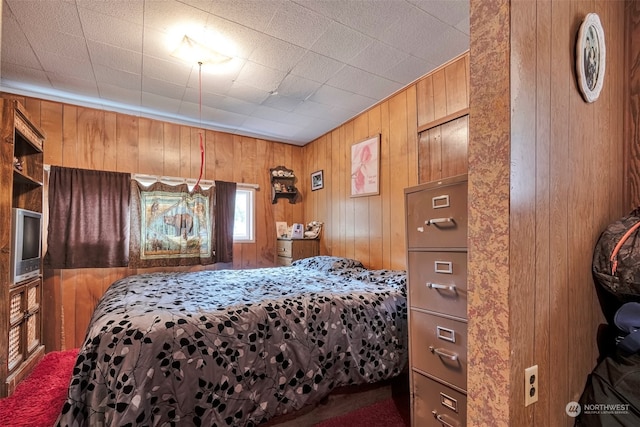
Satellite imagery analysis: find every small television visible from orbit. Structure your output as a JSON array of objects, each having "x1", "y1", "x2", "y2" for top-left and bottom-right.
[{"x1": 11, "y1": 208, "x2": 42, "y2": 284}]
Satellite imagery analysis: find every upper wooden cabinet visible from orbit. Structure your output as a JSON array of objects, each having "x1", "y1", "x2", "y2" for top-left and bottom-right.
[{"x1": 416, "y1": 52, "x2": 469, "y2": 132}]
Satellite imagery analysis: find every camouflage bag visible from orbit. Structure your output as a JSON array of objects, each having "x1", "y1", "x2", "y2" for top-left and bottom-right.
[{"x1": 592, "y1": 208, "x2": 640, "y2": 323}]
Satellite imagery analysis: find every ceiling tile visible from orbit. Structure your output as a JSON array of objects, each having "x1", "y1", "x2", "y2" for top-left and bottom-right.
[
  {"x1": 326, "y1": 65, "x2": 400, "y2": 100},
  {"x1": 76, "y1": 0, "x2": 145, "y2": 25},
  {"x1": 309, "y1": 21, "x2": 372, "y2": 63},
  {"x1": 348, "y1": 41, "x2": 410, "y2": 81},
  {"x1": 142, "y1": 55, "x2": 193, "y2": 86},
  {"x1": 409, "y1": 0, "x2": 469, "y2": 29},
  {"x1": 264, "y1": 1, "x2": 330, "y2": 49},
  {"x1": 275, "y1": 74, "x2": 322, "y2": 101},
  {"x1": 289, "y1": 51, "x2": 344, "y2": 84},
  {"x1": 94, "y1": 64, "x2": 141, "y2": 91},
  {"x1": 208, "y1": 0, "x2": 283, "y2": 33},
  {"x1": 247, "y1": 34, "x2": 306, "y2": 72},
  {"x1": 5, "y1": 0, "x2": 83, "y2": 37},
  {"x1": 96, "y1": 83, "x2": 143, "y2": 108},
  {"x1": 78, "y1": 8, "x2": 143, "y2": 51},
  {"x1": 234, "y1": 61, "x2": 286, "y2": 93},
  {"x1": 87, "y1": 40, "x2": 142, "y2": 73}
]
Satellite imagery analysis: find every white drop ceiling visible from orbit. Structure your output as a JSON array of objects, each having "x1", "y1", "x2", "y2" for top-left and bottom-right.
[{"x1": 1, "y1": 0, "x2": 469, "y2": 146}]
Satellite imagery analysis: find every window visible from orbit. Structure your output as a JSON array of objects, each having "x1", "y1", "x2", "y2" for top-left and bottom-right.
[{"x1": 233, "y1": 188, "x2": 255, "y2": 242}]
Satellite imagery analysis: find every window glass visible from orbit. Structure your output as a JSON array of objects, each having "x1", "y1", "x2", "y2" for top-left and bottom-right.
[{"x1": 233, "y1": 188, "x2": 255, "y2": 242}]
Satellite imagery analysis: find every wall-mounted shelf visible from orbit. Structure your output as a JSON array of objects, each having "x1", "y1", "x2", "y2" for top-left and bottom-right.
[{"x1": 270, "y1": 166, "x2": 298, "y2": 204}]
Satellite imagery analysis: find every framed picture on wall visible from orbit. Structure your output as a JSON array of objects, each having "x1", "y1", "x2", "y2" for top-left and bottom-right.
[
  {"x1": 311, "y1": 170, "x2": 324, "y2": 191},
  {"x1": 351, "y1": 134, "x2": 380, "y2": 197},
  {"x1": 576, "y1": 12, "x2": 606, "y2": 103}
]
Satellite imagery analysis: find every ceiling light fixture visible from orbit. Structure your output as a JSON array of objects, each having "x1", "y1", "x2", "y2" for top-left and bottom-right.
[{"x1": 171, "y1": 35, "x2": 232, "y2": 65}]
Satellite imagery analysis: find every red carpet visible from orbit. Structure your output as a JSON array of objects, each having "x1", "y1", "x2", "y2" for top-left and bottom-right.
[
  {"x1": 314, "y1": 396, "x2": 409, "y2": 427},
  {"x1": 0, "y1": 349, "x2": 78, "y2": 427},
  {"x1": 0, "y1": 349, "x2": 407, "y2": 427}
]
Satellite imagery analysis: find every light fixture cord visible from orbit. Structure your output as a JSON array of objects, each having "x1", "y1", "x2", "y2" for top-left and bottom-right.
[{"x1": 194, "y1": 61, "x2": 204, "y2": 191}]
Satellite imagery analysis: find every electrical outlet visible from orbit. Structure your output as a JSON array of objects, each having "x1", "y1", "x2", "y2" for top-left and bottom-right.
[{"x1": 525, "y1": 365, "x2": 539, "y2": 406}]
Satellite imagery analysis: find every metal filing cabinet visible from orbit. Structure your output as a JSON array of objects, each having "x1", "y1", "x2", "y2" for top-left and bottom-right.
[{"x1": 405, "y1": 174, "x2": 468, "y2": 427}]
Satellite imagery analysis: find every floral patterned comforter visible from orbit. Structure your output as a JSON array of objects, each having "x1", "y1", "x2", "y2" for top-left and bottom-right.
[{"x1": 56, "y1": 256, "x2": 407, "y2": 427}]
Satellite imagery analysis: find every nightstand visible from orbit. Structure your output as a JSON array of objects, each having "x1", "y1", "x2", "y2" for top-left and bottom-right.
[{"x1": 276, "y1": 239, "x2": 319, "y2": 266}]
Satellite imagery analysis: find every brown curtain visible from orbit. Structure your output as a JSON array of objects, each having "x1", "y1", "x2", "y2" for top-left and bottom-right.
[
  {"x1": 129, "y1": 181, "x2": 215, "y2": 268},
  {"x1": 44, "y1": 166, "x2": 131, "y2": 268},
  {"x1": 214, "y1": 180, "x2": 237, "y2": 263}
]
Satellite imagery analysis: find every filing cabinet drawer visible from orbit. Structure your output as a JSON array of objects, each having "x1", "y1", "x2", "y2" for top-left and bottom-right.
[
  {"x1": 413, "y1": 371, "x2": 467, "y2": 427},
  {"x1": 410, "y1": 309, "x2": 467, "y2": 390},
  {"x1": 408, "y1": 251, "x2": 467, "y2": 318},
  {"x1": 406, "y1": 179, "x2": 467, "y2": 250}
]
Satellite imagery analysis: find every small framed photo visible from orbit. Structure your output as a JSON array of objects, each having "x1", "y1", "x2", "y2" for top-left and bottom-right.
[
  {"x1": 351, "y1": 134, "x2": 380, "y2": 197},
  {"x1": 576, "y1": 13, "x2": 606, "y2": 103},
  {"x1": 276, "y1": 221, "x2": 288, "y2": 239},
  {"x1": 311, "y1": 170, "x2": 324, "y2": 191}
]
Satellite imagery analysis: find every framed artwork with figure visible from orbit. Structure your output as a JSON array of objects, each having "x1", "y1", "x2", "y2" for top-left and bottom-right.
[
  {"x1": 350, "y1": 134, "x2": 380, "y2": 197},
  {"x1": 576, "y1": 13, "x2": 606, "y2": 103}
]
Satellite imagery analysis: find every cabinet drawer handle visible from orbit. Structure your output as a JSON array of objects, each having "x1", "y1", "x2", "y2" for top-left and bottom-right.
[
  {"x1": 417, "y1": 226, "x2": 425, "y2": 233},
  {"x1": 429, "y1": 346, "x2": 459, "y2": 361},
  {"x1": 431, "y1": 411, "x2": 459, "y2": 427},
  {"x1": 426, "y1": 282, "x2": 457, "y2": 292},
  {"x1": 426, "y1": 217, "x2": 455, "y2": 226}
]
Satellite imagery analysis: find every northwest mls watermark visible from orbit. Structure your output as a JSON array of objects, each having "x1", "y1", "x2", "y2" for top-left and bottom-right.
[{"x1": 565, "y1": 401, "x2": 630, "y2": 417}]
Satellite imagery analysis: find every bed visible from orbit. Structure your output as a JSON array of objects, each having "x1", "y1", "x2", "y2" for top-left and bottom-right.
[{"x1": 55, "y1": 256, "x2": 408, "y2": 427}]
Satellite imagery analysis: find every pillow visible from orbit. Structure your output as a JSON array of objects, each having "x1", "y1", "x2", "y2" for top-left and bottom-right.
[{"x1": 291, "y1": 256, "x2": 364, "y2": 272}]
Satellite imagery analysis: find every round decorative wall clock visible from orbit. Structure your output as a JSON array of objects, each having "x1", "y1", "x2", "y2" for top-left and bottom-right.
[{"x1": 576, "y1": 13, "x2": 606, "y2": 103}]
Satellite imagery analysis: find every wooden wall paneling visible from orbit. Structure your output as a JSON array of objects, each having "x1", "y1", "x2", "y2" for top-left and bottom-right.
[
  {"x1": 330, "y1": 129, "x2": 342, "y2": 257},
  {"x1": 103, "y1": 112, "x2": 117, "y2": 171},
  {"x1": 137, "y1": 117, "x2": 163, "y2": 175},
  {"x1": 178, "y1": 126, "x2": 192, "y2": 178},
  {"x1": 440, "y1": 116, "x2": 469, "y2": 179},
  {"x1": 254, "y1": 138, "x2": 272, "y2": 267},
  {"x1": 41, "y1": 101, "x2": 63, "y2": 166},
  {"x1": 533, "y1": 0, "x2": 551, "y2": 424},
  {"x1": 61, "y1": 270, "x2": 77, "y2": 349},
  {"x1": 406, "y1": 84, "x2": 418, "y2": 188},
  {"x1": 319, "y1": 133, "x2": 332, "y2": 255},
  {"x1": 567, "y1": 0, "x2": 595, "y2": 410},
  {"x1": 211, "y1": 131, "x2": 235, "y2": 181},
  {"x1": 344, "y1": 122, "x2": 356, "y2": 260},
  {"x1": 445, "y1": 55, "x2": 469, "y2": 115},
  {"x1": 115, "y1": 114, "x2": 138, "y2": 173},
  {"x1": 380, "y1": 101, "x2": 392, "y2": 269},
  {"x1": 42, "y1": 270, "x2": 62, "y2": 351},
  {"x1": 416, "y1": 75, "x2": 435, "y2": 127},
  {"x1": 432, "y1": 68, "x2": 448, "y2": 121},
  {"x1": 190, "y1": 128, "x2": 204, "y2": 179},
  {"x1": 62, "y1": 106, "x2": 78, "y2": 168},
  {"x1": 353, "y1": 114, "x2": 370, "y2": 267},
  {"x1": 388, "y1": 91, "x2": 408, "y2": 269},
  {"x1": 614, "y1": 2, "x2": 628, "y2": 215},
  {"x1": 509, "y1": 1, "x2": 538, "y2": 424},
  {"x1": 627, "y1": 2, "x2": 640, "y2": 209},
  {"x1": 77, "y1": 108, "x2": 105, "y2": 170},
  {"x1": 547, "y1": 0, "x2": 572, "y2": 424},
  {"x1": 162, "y1": 122, "x2": 181, "y2": 177},
  {"x1": 367, "y1": 105, "x2": 383, "y2": 268},
  {"x1": 24, "y1": 98, "x2": 41, "y2": 128},
  {"x1": 418, "y1": 128, "x2": 440, "y2": 183},
  {"x1": 251, "y1": 138, "x2": 264, "y2": 266}
]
